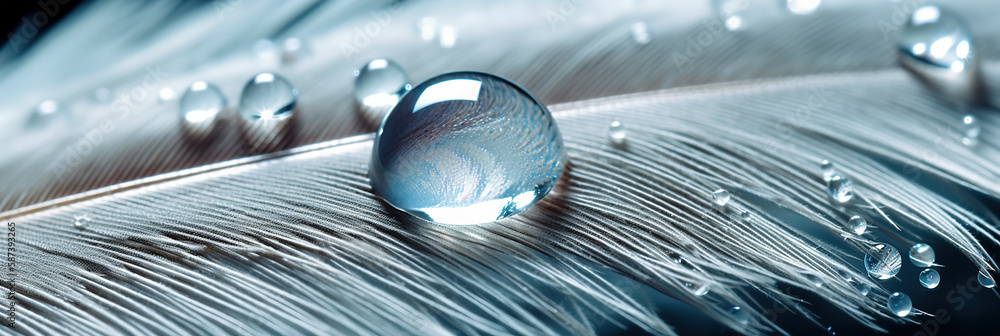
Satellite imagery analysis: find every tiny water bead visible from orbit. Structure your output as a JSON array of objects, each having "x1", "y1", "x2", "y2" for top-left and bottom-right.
[
  {"x1": 854, "y1": 282, "x2": 870, "y2": 296},
  {"x1": 729, "y1": 306, "x2": 749, "y2": 325},
  {"x1": 887, "y1": 292, "x2": 913, "y2": 317},
  {"x1": 608, "y1": 121, "x2": 627, "y2": 146},
  {"x1": 238, "y1": 73, "x2": 298, "y2": 151},
  {"x1": 848, "y1": 214, "x2": 867, "y2": 235},
  {"x1": 820, "y1": 160, "x2": 836, "y2": 181},
  {"x1": 369, "y1": 72, "x2": 566, "y2": 225},
  {"x1": 865, "y1": 243, "x2": 902, "y2": 280},
  {"x1": 961, "y1": 114, "x2": 980, "y2": 146},
  {"x1": 979, "y1": 270, "x2": 996, "y2": 288},
  {"x1": 686, "y1": 282, "x2": 710, "y2": 296},
  {"x1": 73, "y1": 215, "x2": 91, "y2": 230},
  {"x1": 281, "y1": 37, "x2": 308, "y2": 64},
  {"x1": 27, "y1": 99, "x2": 68, "y2": 129},
  {"x1": 179, "y1": 81, "x2": 226, "y2": 140},
  {"x1": 740, "y1": 211, "x2": 751, "y2": 221},
  {"x1": 714, "y1": 0, "x2": 749, "y2": 31},
  {"x1": 805, "y1": 273, "x2": 824, "y2": 288},
  {"x1": 712, "y1": 189, "x2": 731, "y2": 207},
  {"x1": 898, "y1": 6, "x2": 979, "y2": 103},
  {"x1": 631, "y1": 22, "x2": 650, "y2": 45},
  {"x1": 919, "y1": 268, "x2": 940, "y2": 289},
  {"x1": 354, "y1": 59, "x2": 410, "y2": 124},
  {"x1": 908, "y1": 243, "x2": 936, "y2": 267},
  {"x1": 826, "y1": 174, "x2": 853, "y2": 203}
]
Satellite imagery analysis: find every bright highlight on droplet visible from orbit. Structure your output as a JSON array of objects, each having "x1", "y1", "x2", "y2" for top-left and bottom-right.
[
  {"x1": 919, "y1": 268, "x2": 940, "y2": 289},
  {"x1": 159, "y1": 87, "x2": 176, "y2": 102},
  {"x1": 865, "y1": 243, "x2": 902, "y2": 280},
  {"x1": 369, "y1": 72, "x2": 566, "y2": 225},
  {"x1": 354, "y1": 58, "x2": 410, "y2": 124},
  {"x1": 608, "y1": 121, "x2": 626, "y2": 146},
  {"x1": 712, "y1": 189, "x2": 731, "y2": 206},
  {"x1": 961, "y1": 114, "x2": 980, "y2": 146},
  {"x1": 73, "y1": 214, "x2": 91, "y2": 230},
  {"x1": 979, "y1": 270, "x2": 996, "y2": 288},
  {"x1": 908, "y1": 243, "x2": 936, "y2": 267},
  {"x1": 888, "y1": 292, "x2": 912, "y2": 317},
  {"x1": 820, "y1": 160, "x2": 836, "y2": 181}
]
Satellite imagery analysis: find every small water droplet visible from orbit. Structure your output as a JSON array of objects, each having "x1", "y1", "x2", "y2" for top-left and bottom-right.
[
  {"x1": 979, "y1": 270, "x2": 996, "y2": 288},
  {"x1": 908, "y1": 243, "x2": 936, "y2": 267},
  {"x1": 888, "y1": 292, "x2": 912, "y2": 317},
  {"x1": 631, "y1": 22, "x2": 650, "y2": 44},
  {"x1": 961, "y1": 115, "x2": 980, "y2": 146},
  {"x1": 820, "y1": 160, "x2": 836, "y2": 181},
  {"x1": 787, "y1": 0, "x2": 821, "y2": 15},
  {"x1": 729, "y1": 306, "x2": 749, "y2": 324},
  {"x1": 865, "y1": 243, "x2": 902, "y2": 280},
  {"x1": 919, "y1": 268, "x2": 940, "y2": 289},
  {"x1": 805, "y1": 273, "x2": 824, "y2": 288},
  {"x1": 685, "y1": 282, "x2": 710, "y2": 296},
  {"x1": 369, "y1": 72, "x2": 566, "y2": 225},
  {"x1": 838, "y1": 270, "x2": 853, "y2": 282},
  {"x1": 159, "y1": 87, "x2": 176, "y2": 103},
  {"x1": 253, "y1": 39, "x2": 278, "y2": 60},
  {"x1": 355, "y1": 59, "x2": 410, "y2": 124},
  {"x1": 740, "y1": 211, "x2": 751, "y2": 221},
  {"x1": 712, "y1": 189, "x2": 731, "y2": 206},
  {"x1": 855, "y1": 282, "x2": 870, "y2": 296},
  {"x1": 608, "y1": 121, "x2": 627, "y2": 146},
  {"x1": 27, "y1": 99, "x2": 68, "y2": 129},
  {"x1": 715, "y1": 0, "x2": 748, "y2": 31},
  {"x1": 827, "y1": 326, "x2": 836, "y2": 335},
  {"x1": 418, "y1": 17, "x2": 437, "y2": 41},
  {"x1": 179, "y1": 81, "x2": 226, "y2": 140},
  {"x1": 898, "y1": 6, "x2": 979, "y2": 104},
  {"x1": 238, "y1": 73, "x2": 298, "y2": 151},
  {"x1": 439, "y1": 25, "x2": 457, "y2": 48},
  {"x1": 73, "y1": 215, "x2": 91, "y2": 230},
  {"x1": 826, "y1": 174, "x2": 853, "y2": 203},
  {"x1": 281, "y1": 37, "x2": 308, "y2": 64},
  {"x1": 848, "y1": 214, "x2": 867, "y2": 235}
]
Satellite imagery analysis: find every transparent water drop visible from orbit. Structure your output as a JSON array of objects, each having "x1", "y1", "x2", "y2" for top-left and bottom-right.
[
  {"x1": 908, "y1": 243, "x2": 936, "y2": 267},
  {"x1": 848, "y1": 214, "x2": 867, "y2": 235},
  {"x1": 369, "y1": 72, "x2": 566, "y2": 225},
  {"x1": 979, "y1": 270, "x2": 996, "y2": 288},
  {"x1": 608, "y1": 121, "x2": 627, "y2": 146},
  {"x1": 686, "y1": 282, "x2": 710, "y2": 296},
  {"x1": 826, "y1": 174, "x2": 853, "y2": 203},
  {"x1": 159, "y1": 87, "x2": 176, "y2": 103},
  {"x1": 712, "y1": 189, "x2": 731, "y2": 207},
  {"x1": 919, "y1": 268, "x2": 940, "y2": 289},
  {"x1": 854, "y1": 282, "x2": 870, "y2": 296},
  {"x1": 631, "y1": 21, "x2": 650, "y2": 45},
  {"x1": 898, "y1": 6, "x2": 979, "y2": 104},
  {"x1": 820, "y1": 160, "x2": 836, "y2": 181},
  {"x1": 865, "y1": 243, "x2": 902, "y2": 280},
  {"x1": 418, "y1": 17, "x2": 437, "y2": 41},
  {"x1": 354, "y1": 59, "x2": 410, "y2": 124},
  {"x1": 253, "y1": 39, "x2": 277, "y2": 59},
  {"x1": 281, "y1": 37, "x2": 308, "y2": 64},
  {"x1": 887, "y1": 292, "x2": 912, "y2": 317},
  {"x1": 729, "y1": 306, "x2": 749, "y2": 324},
  {"x1": 838, "y1": 270, "x2": 853, "y2": 282},
  {"x1": 740, "y1": 211, "x2": 751, "y2": 221},
  {"x1": 238, "y1": 73, "x2": 298, "y2": 151},
  {"x1": 805, "y1": 273, "x2": 824, "y2": 288},
  {"x1": 73, "y1": 214, "x2": 91, "y2": 230},
  {"x1": 786, "y1": 0, "x2": 821, "y2": 15},
  {"x1": 179, "y1": 81, "x2": 226, "y2": 140},
  {"x1": 439, "y1": 25, "x2": 457, "y2": 48},
  {"x1": 27, "y1": 99, "x2": 68, "y2": 129},
  {"x1": 714, "y1": 0, "x2": 749, "y2": 31},
  {"x1": 961, "y1": 115, "x2": 980, "y2": 146}
]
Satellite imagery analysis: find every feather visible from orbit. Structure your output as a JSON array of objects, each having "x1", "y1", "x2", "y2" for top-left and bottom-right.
[{"x1": 1, "y1": 0, "x2": 1000, "y2": 335}]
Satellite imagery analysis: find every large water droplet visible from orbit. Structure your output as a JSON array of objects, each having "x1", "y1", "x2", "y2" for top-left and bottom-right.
[
  {"x1": 919, "y1": 268, "x2": 940, "y2": 289},
  {"x1": 865, "y1": 243, "x2": 902, "y2": 280},
  {"x1": 73, "y1": 215, "x2": 91, "y2": 230},
  {"x1": 712, "y1": 189, "x2": 731, "y2": 207},
  {"x1": 961, "y1": 114, "x2": 980, "y2": 146},
  {"x1": 238, "y1": 73, "x2": 298, "y2": 152},
  {"x1": 826, "y1": 175, "x2": 854, "y2": 203},
  {"x1": 27, "y1": 100, "x2": 68, "y2": 129},
  {"x1": 908, "y1": 243, "x2": 936, "y2": 267},
  {"x1": 729, "y1": 306, "x2": 749, "y2": 324},
  {"x1": 354, "y1": 59, "x2": 410, "y2": 124},
  {"x1": 979, "y1": 270, "x2": 996, "y2": 288},
  {"x1": 848, "y1": 214, "x2": 867, "y2": 235},
  {"x1": 898, "y1": 6, "x2": 982, "y2": 104},
  {"x1": 369, "y1": 72, "x2": 566, "y2": 225},
  {"x1": 608, "y1": 121, "x2": 627, "y2": 146},
  {"x1": 820, "y1": 160, "x2": 836, "y2": 181},
  {"x1": 631, "y1": 22, "x2": 650, "y2": 44},
  {"x1": 179, "y1": 81, "x2": 226, "y2": 140},
  {"x1": 887, "y1": 292, "x2": 912, "y2": 317}
]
